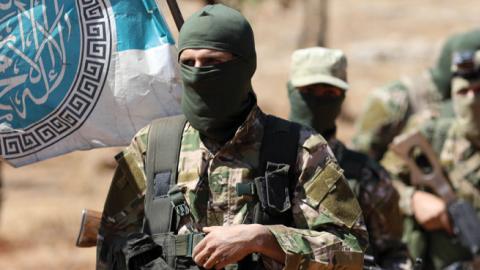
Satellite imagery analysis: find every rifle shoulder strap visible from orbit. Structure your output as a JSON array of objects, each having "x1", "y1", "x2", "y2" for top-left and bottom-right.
[
  {"x1": 144, "y1": 115, "x2": 187, "y2": 235},
  {"x1": 259, "y1": 115, "x2": 301, "y2": 184}
]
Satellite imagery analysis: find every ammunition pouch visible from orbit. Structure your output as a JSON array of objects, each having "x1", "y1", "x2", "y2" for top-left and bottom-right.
[
  {"x1": 238, "y1": 164, "x2": 293, "y2": 227},
  {"x1": 255, "y1": 162, "x2": 292, "y2": 215},
  {"x1": 235, "y1": 161, "x2": 294, "y2": 226},
  {"x1": 124, "y1": 233, "x2": 168, "y2": 270},
  {"x1": 123, "y1": 232, "x2": 205, "y2": 270}
]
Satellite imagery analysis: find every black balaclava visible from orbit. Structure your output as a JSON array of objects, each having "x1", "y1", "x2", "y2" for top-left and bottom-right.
[{"x1": 288, "y1": 82, "x2": 345, "y2": 140}]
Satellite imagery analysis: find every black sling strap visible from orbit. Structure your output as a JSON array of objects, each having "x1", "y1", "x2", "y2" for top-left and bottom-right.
[
  {"x1": 144, "y1": 115, "x2": 187, "y2": 235},
  {"x1": 252, "y1": 115, "x2": 301, "y2": 227},
  {"x1": 259, "y1": 115, "x2": 301, "y2": 182}
]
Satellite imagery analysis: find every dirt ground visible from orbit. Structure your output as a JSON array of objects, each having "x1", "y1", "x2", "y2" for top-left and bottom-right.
[{"x1": 0, "y1": 0, "x2": 478, "y2": 269}]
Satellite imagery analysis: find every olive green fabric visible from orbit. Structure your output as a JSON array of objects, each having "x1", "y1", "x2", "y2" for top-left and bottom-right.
[
  {"x1": 305, "y1": 161, "x2": 362, "y2": 229},
  {"x1": 180, "y1": 60, "x2": 256, "y2": 142},
  {"x1": 178, "y1": 4, "x2": 256, "y2": 143},
  {"x1": 430, "y1": 28, "x2": 480, "y2": 99},
  {"x1": 178, "y1": 4, "x2": 256, "y2": 61},
  {"x1": 304, "y1": 161, "x2": 342, "y2": 207},
  {"x1": 288, "y1": 81, "x2": 344, "y2": 137}
]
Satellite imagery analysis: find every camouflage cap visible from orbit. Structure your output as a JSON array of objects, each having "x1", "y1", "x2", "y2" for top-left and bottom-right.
[
  {"x1": 451, "y1": 50, "x2": 480, "y2": 93},
  {"x1": 290, "y1": 47, "x2": 349, "y2": 90}
]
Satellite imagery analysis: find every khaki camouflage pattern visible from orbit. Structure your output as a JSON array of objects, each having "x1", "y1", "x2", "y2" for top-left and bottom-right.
[
  {"x1": 352, "y1": 71, "x2": 444, "y2": 161},
  {"x1": 382, "y1": 118, "x2": 480, "y2": 269},
  {"x1": 97, "y1": 106, "x2": 368, "y2": 269},
  {"x1": 328, "y1": 139, "x2": 412, "y2": 270}
]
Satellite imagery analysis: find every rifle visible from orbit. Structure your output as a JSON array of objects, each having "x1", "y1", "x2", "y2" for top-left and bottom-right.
[
  {"x1": 76, "y1": 208, "x2": 102, "y2": 248},
  {"x1": 390, "y1": 131, "x2": 480, "y2": 257}
]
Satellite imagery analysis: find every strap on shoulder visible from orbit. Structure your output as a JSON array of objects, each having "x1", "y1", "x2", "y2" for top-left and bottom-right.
[
  {"x1": 144, "y1": 115, "x2": 187, "y2": 235},
  {"x1": 259, "y1": 115, "x2": 301, "y2": 182},
  {"x1": 257, "y1": 115, "x2": 301, "y2": 212}
]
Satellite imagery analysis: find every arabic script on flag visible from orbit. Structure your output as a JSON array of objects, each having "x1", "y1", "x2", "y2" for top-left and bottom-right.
[{"x1": 0, "y1": 0, "x2": 182, "y2": 167}]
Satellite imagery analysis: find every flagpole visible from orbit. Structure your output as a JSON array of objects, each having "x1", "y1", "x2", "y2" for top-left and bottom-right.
[{"x1": 166, "y1": 0, "x2": 184, "y2": 31}]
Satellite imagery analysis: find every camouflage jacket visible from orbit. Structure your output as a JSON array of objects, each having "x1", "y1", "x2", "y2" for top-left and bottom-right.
[
  {"x1": 329, "y1": 139, "x2": 412, "y2": 270},
  {"x1": 382, "y1": 118, "x2": 480, "y2": 269},
  {"x1": 352, "y1": 70, "x2": 444, "y2": 161},
  {"x1": 97, "y1": 106, "x2": 368, "y2": 270}
]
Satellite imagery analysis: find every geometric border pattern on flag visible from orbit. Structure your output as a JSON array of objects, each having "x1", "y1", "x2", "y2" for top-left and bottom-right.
[{"x1": 1, "y1": 0, "x2": 112, "y2": 159}]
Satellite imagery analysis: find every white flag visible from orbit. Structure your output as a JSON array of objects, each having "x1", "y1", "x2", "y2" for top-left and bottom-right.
[{"x1": 0, "y1": 0, "x2": 182, "y2": 167}]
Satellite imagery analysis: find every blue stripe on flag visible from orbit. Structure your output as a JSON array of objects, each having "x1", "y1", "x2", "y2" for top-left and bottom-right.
[{"x1": 111, "y1": 0, "x2": 175, "y2": 51}]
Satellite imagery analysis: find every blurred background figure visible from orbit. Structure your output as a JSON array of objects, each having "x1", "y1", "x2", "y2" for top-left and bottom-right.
[
  {"x1": 382, "y1": 50, "x2": 480, "y2": 270},
  {"x1": 352, "y1": 29, "x2": 480, "y2": 161},
  {"x1": 287, "y1": 47, "x2": 412, "y2": 270}
]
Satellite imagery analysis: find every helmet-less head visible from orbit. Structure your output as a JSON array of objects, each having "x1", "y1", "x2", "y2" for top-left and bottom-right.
[{"x1": 178, "y1": 4, "x2": 257, "y2": 143}]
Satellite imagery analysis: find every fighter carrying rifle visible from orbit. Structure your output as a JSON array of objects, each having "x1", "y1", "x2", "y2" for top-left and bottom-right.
[
  {"x1": 387, "y1": 49, "x2": 480, "y2": 270},
  {"x1": 391, "y1": 130, "x2": 480, "y2": 269}
]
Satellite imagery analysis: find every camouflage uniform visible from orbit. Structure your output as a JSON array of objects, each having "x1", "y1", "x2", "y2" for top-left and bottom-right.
[
  {"x1": 329, "y1": 139, "x2": 411, "y2": 270},
  {"x1": 382, "y1": 50, "x2": 480, "y2": 269},
  {"x1": 383, "y1": 118, "x2": 480, "y2": 270},
  {"x1": 97, "y1": 106, "x2": 368, "y2": 270},
  {"x1": 287, "y1": 47, "x2": 412, "y2": 269},
  {"x1": 352, "y1": 71, "x2": 443, "y2": 161},
  {"x1": 352, "y1": 29, "x2": 480, "y2": 161}
]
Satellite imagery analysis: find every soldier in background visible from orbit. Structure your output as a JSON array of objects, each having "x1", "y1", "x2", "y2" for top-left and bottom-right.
[
  {"x1": 287, "y1": 47, "x2": 412, "y2": 269},
  {"x1": 96, "y1": 5, "x2": 367, "y2": 269},
  {"x1": 352, "y1": 29, "x2": 480, "y2": 161},
  {"x1": 383, "y1": 50, "x2": 480, "y2": 269}
]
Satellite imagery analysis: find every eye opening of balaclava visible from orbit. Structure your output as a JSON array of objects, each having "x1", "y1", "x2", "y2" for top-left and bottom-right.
[
  {"x1": 287, "y1": 47, "x2": 348, "y2": 140},
  {"x1": 288, "y1": 82, "x2": 345, "y2": 139},
  {"x1": 178, "y1": 4, "x2": 257, "y2": 143}
]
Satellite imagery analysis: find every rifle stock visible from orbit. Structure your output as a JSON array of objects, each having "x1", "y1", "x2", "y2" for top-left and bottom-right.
[
  {"x1": 390, "y1": 131, "x2": 480, "y2": 256},
  {"x1": 76, "y1": 209, "x2": 102, "y2": 248},
  {"x1": 390, "y1": 131, "x2": 456, "y2": 202}
]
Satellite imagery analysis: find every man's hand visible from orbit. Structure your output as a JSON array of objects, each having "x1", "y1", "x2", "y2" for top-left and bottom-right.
[
  {"x1": 411, "y1": 190, "x2": 453, "y2": 234},
  {"x1": 192, "y1": 224, "x2": 285, "y2": 269}
]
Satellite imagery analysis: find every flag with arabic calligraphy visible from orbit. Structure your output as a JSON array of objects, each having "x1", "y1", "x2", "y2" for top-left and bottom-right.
[{"x1": 0, "y1": 0, "x2": 182, "y2": 167}]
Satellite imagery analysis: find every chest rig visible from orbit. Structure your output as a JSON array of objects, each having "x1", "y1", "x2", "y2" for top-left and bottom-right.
[{"x1": 126, "y1": 114, "x2": 300, "y2": 270}]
